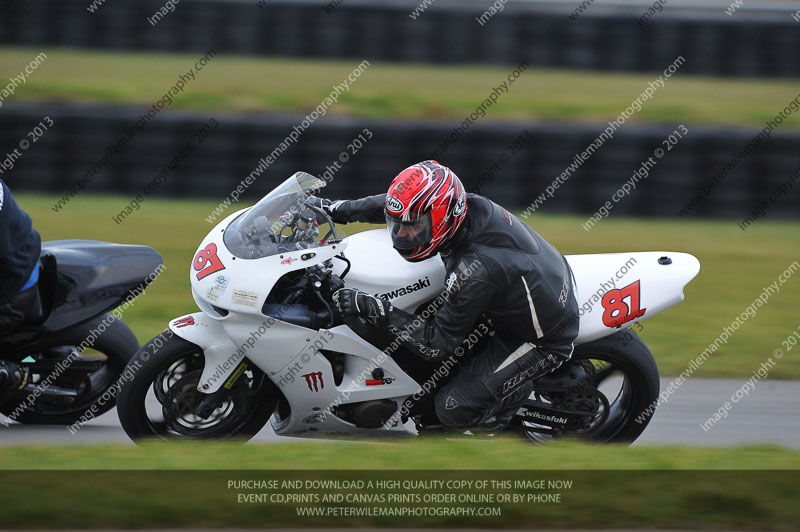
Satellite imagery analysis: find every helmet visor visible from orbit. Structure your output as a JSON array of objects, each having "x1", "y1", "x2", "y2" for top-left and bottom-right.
[{"x1": 386, "y1": 212, "x2": 433, "y2": 252}]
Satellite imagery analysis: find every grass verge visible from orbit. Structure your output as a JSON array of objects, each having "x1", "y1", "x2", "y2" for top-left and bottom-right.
[
  {"x1": 0, "y1": 441, "x2": 799, "y2": 529},
  {"x1": 1, "y1": 47, "x2": 799, "y2": 129},
  {"x1": 1, "y1": 438, "x2": 799, "y2": 470}
]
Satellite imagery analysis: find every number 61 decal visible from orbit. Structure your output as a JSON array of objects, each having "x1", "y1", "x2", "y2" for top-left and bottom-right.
[
  {"x1": 601, "y1": 280, "x2": 647, "y2": 328},
  {"x1": 193, "y1": 243, "x2": 226, "y2": 280}
]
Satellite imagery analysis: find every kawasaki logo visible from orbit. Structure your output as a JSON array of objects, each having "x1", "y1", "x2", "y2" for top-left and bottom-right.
[
  {"x1": 375, "y1": 277, "x2": 431, "y2": 300},
  {"x1": 386, "y1": 196, "x2": 404, "y2": 213}
]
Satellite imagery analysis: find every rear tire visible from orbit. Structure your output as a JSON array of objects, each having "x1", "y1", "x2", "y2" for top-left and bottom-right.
[
  {"x1": 117, "y1": 331, "x2": 279, "y2": 443},
  {"x1": 572, "y1": 330, "x2": 660, "y2": 443},
  {"x1": 516, "y1": 330, "x2": 660, "y2": 444}
]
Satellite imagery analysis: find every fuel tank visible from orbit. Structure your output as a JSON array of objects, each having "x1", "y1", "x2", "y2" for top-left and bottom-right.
[{"x1": 338, "y1": 229, "x2": 446, "y2": 312}]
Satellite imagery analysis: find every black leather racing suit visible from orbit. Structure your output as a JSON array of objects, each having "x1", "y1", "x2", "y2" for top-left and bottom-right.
[{"x1": 334, "y1": 193, "x2": 580, "y2": 429}]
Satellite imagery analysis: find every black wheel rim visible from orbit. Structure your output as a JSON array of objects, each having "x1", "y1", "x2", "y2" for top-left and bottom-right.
[
  {"x1": 522, "y1": 353, "x2": 644, "y2": 443},
  {"x1": 5, "y1": 345, "x2": 125, "y2": 419},
  {"x1": 136, "y1": 350, "x2": 268, "y2": 440}
]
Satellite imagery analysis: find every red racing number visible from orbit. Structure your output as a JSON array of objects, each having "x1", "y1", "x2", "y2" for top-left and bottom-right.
[
  {"x1": 193, "y1": 243, "x2": 225, "y2": 280},
  {"x1": 601, "y1": 280, "x2": 646, "y2": 328}
]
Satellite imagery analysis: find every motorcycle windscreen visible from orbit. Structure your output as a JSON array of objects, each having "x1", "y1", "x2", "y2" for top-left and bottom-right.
[{"x1": 222, "y1": 172, "x2": 346, "y2": 259}]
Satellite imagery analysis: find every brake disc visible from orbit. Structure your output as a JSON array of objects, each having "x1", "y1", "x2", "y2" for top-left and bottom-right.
[
  {"x1": 161, "y1": 369, "x2": 235, "y2": 436},
  {"x1": 154, "y1": 356, "x2": 203, "y2": 404}
]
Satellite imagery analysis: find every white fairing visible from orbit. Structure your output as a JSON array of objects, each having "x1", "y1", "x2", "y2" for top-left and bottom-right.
[
  {"x1": 569, "y1": 251, "x2": 700, "y2": 343},
  {"x1": 169, "y1": 176, "x2": 699, "y2": 439},
  {"x1": 188, "y1": 208, "x2": 347, "y2": 321},
  {"x1": 334, "y1": 229, "x2": 447, "y2": 312},
  {"x1": 340, "y1": 230, "x2": 700, "y2": 345}
]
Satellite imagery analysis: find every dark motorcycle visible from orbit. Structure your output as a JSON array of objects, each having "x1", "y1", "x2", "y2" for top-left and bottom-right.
[{"x1": 1, "y1": 240, "x2": 162, "y2": 425}]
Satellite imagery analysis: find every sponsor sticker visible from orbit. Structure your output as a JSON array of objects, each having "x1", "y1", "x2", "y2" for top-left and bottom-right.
[
  {"x1": 366, "y1": 378, "x2": 395, "y2": 386},
  {"x1": 386, "y1": 195, "x2": 404, "y2": 213},
  {"x1": 302, "y1": 371, "x2": 324, "y2": 392},
  {"x1": 173, "y1": 316, "x2": 196, "y2": 328},
  {"x1": 206, "y1": 274, "x2": 230, "y2": 302},
  {"x1": 232, "y1": 289, "x2": 259, "y2": 307},
  {"x1": 223, "y1": 363, "x2": 248, "y2": 390}
]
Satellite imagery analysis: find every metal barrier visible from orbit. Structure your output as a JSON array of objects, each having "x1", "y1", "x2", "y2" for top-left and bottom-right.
[{"x1": 1, "y1": 0, "x2": 799, "y2": 77}]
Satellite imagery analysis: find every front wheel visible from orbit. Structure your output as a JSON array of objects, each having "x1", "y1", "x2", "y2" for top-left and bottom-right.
[
  {"x1": 511, "y1": 330, "x2": 660, "y2": 444},
  {"x1": 117, "y1": 330, "x2": 280, "y2": 442}
]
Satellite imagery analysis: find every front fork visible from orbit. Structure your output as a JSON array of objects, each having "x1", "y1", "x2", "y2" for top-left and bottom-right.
[{"x1": 194, "y1": 360, "x2": 250, "y2": 418}]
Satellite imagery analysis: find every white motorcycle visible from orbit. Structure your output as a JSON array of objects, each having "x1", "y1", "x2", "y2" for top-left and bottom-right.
[{"x1": 118, "y1": 172, "x2": 700, "y2": 443}]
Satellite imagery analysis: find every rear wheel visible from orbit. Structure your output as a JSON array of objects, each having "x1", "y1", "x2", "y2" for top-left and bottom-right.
[
  {"x1": 511, "y1": 330, "x2": 660, "y2": 444},
  {"x1": 117, "y1": 331, "x2": 279, "y2": 442},
  {"x1": 0, "y1": 314, "x2": 138, "y2": 425}
]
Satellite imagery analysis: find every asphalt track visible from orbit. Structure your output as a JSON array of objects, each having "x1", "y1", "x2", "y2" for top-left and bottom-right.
[{"x1": 1, "y1": 378, "x2": 799, "y2": 447}]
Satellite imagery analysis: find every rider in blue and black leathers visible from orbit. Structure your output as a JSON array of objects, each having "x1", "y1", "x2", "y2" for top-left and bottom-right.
[{"x1": 0, "y1": 178, "x2": 42, "y2": 392}]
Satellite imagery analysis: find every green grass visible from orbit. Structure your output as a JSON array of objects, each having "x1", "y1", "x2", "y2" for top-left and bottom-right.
[
  {"x1": 16, "y1": 192, "x2": 800, "y2": 380},
  {"x1": 2, "y1": 439, "x2": 799, "y2": 470},
  {"x1": 0, "y1": 441, "x2": 799, "y2": 529},
  {"x1": 1, "y1": 47, "x2": 799, "y2": 128}
]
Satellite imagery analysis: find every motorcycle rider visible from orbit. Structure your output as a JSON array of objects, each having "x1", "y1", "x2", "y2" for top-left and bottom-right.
[
  {"x1": 319, "y1": 160, "x2": 579, "y2": 431},
  {"x1": 0, "y1": 178, "x2": 42, "y2": 396}
]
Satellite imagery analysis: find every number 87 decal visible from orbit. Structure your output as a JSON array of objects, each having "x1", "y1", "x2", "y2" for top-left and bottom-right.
[
  {"x1": 601, "y1": 280, "x2": 647, "y2": 328},
  {"x1": 193, "y1": 243, "x2": 226, "y2": 280}
]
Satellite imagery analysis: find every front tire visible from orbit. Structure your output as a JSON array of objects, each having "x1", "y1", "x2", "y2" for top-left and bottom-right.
[{"x1": 117, "y1": 331, "x2": 279, "y2": 443}]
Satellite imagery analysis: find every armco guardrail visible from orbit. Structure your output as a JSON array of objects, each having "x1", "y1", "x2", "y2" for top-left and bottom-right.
[
  {"x1": 1, "y1": 103, "x2": 798, "y2": 220},
  {"x1": 0, "y1": 0, "x2": 799, "y2": 77}
]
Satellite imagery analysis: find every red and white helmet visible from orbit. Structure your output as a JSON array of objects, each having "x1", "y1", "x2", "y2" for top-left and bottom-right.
[{"x1": 384, "y1": 160, "x2": 468, "y2": 262}]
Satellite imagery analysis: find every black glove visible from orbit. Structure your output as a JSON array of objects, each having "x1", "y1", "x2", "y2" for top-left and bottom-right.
[
  {"x1": 332, "y1": 289, "x2": 392, "y2": 326},
  {"x1": 307, "y1": 196, "x2": 348, "y2": 224}
]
